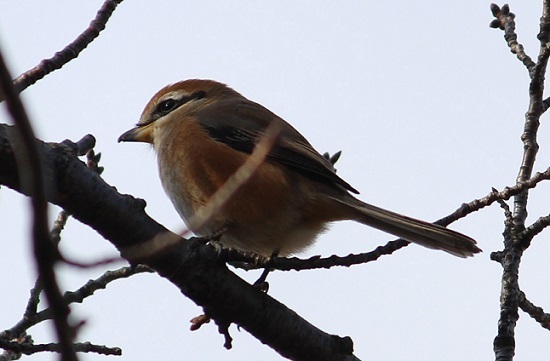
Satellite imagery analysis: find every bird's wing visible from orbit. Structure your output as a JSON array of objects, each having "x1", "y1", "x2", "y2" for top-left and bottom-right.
[{"x1": 196, "y1": 98, "x2": 359, "y2": 194}]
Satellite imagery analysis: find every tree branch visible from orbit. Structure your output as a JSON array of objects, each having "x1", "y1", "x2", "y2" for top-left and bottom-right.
[
  {"x1": 490, "y1": 4, "x2": 536, "y2": 73},
  {"x1": 490, "y1": 3, "x2": 550, "y2": 360},
  {"x1": 519, "y1": 213, "x2": 550, "y2": 245},
  {"x1": 2, "y1": 265, "x2": 153, "y2": 342},
  {"x1": 1, "y1": 0, "x2": 124, "y2": 101},
  {"x1": 0, "y1": 124, "x2": 359, "y2": 361},
  {"x1": 518, "y1": 291, "x2": 550, "y2": 330},
  {"x1": 0, "y1": 339, "x2": 121, "y2": 357}
]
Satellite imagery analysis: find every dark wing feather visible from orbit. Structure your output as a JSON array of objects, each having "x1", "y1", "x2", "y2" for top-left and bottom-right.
[{"x1": 197, "y1": 98, "x2": 359, "y2": 194}]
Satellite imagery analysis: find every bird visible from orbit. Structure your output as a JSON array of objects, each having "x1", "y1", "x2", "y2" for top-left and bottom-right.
[{"x1": 118, "y1": 79, "x2": 481, "y2": 258}]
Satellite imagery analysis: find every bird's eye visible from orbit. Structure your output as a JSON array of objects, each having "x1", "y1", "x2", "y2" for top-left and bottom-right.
[{"x1": 157, "y1": 98, "x2": 178, "y2": 114}]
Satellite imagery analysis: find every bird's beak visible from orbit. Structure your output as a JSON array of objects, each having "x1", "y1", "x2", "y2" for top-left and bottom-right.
[{"x1": 118, "y1": 123, "x2": 154, "y2": 143}]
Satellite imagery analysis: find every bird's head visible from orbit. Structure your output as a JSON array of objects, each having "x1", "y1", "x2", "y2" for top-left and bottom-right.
[{"x1": 118, "y1": 79, "x2": 240, "y2": 144}]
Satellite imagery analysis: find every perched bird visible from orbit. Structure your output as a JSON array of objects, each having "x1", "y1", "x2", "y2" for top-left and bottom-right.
[{"x1": 119, "y1": 79, "x2": 481, "y2": 258}]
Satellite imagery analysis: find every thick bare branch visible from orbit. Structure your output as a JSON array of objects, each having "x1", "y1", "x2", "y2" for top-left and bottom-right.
[{"x1": 0, "y1": 124, "x2": 359, "y2": 361}]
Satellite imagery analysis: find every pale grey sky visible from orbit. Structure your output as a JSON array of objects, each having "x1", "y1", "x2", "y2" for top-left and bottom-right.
[{"x1": 1, "y1": 1, "x2": 549, "y2": 360}]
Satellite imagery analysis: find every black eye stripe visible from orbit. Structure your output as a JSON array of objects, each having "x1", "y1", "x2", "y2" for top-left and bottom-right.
[
  {"x1": 138, "y1": 91, "x2": 208, "y2": 127},
  {"x1": 157, "y1": 98, "x2": 178, "y2": 113},
  {"x1": 153, "y1": 97, "x2": 186, "y2": 117},
  {"x1": 153, "y1": 90, "x2": 207, "y2": 117}
]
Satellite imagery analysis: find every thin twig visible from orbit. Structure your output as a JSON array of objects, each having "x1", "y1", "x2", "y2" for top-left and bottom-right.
[
  {"x1": 2, "y1": 265, "x2": 152, "y2": 340},
  {"x1": 23, "y1": 279, "x2": 43, "y2": 320},
  {"x1": 518, "y1": 291, "x2": 550, "y2": 330},
  {"x1": 50, "y1": 210, "x2": 70, "y2": 246},
  {"x1": 21, "y1": 210, "x2": 69, "y2": 344},
  {"x1": 0, "y1": 339, "x2": 121, "y2": 356},
  {"x1": 518, "y1": 214, "x2": 550, "y2": 245},
  {"x1": 6, "y1": 0, "x2": 124, "y2": 98},
  {"x1": 61, "y1": 256, "x2": 125, "y2": 269},
  {"x1": 490, "y1": 4, "x2": 536, "y2": 73},
  {"x1": 494, "y1": 187, "x2": 514, "y2": 238},
  {"x1": 62, "y1": 265, "x2": 153, "y2": 306},
  {"x1": 228, "y1": 240, "x2": 409, "y2": 271},
  {"x1": 437, "y1": 167, "x2": 550, "y2": 226}
]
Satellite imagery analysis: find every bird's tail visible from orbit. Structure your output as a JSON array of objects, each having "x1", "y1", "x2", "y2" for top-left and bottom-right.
[{"x1": 329, "y1": 195, "x2": 481, "y2": 258}]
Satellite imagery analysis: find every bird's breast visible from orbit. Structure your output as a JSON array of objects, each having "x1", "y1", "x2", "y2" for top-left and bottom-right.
[
  {"x1": 153, "y1": 118, "x2": 330, "y2": 255},
  {"x1": 155, "y1": 120, "x2": 235, "y2": 223}
]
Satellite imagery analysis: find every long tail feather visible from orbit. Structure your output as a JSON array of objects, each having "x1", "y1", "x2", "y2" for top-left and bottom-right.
[{"x1": 331, "y1": 196, "x2": 481, "y2": 258}]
